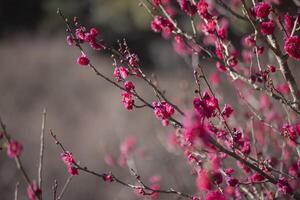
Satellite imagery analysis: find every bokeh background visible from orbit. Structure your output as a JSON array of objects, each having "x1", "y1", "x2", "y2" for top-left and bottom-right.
[{"x1": 0, "y1": 0, "x2": 300, "y2": 199}]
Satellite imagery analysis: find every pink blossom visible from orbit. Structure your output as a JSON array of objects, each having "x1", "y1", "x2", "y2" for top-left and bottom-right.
[
  {"x1": 150, "y1": 175, "x2": 161, "y2": 183},
  {"x1": 68, "y1": 166, "x2": 79, "y2": 176},
  {"x1": 276, "y1": 83, "x2": 290, "y2": 95},
  {"x1": 61, "y1": 151, "x2": 78, "y2": 176},
  {"x1": 89, "y1": 40, "x2": 103, "y2": 51},
  {"x1": 120, "y1": 136, "x2": 136, "y2": 156},
  {"x1": 193, "y1": 92, "x2": 219, "y2": 118},
  {"x1": 260, "y1": 20, "x2": 275, "y2": 35},
  {"x1": 203, "y1": 20, "x2": 216, "y2": 34},
  {"x1": 113, "y1": 67, "x2": 121, "y2": 81},
  {"x1": 216, "y1": 61, "x2": 227, "y2": 72},
  {"x1": 254, "y1": 2, "x2": 271, "y2": 19},
  {"x1": 277, "y1": 177, "x2": 293, "y2": 194},
  {"x1": 222, "y1": 104, "x2": 234, "y2": 118},
  {"x1": 104, "y1": 154, "x2": 115, "y2": 166},
  {"x1": 243, "y1": 35, "x2": 256, "y2": 47},
  {"x1": 121, "y1": 92, "x2": 134, "y2": 111},
  {"x1": 225, "y1": 168, "x2": 235, "y2": 176},
  {"x1": 205, "y1": 190, "x2": 226, "y2": 200},
  {"x1": 124, "y1": 81, "x2": 135, "y2": 92},
  {"x1": 217, "y1": 27, "x2": 227, "y2": 40},
  {"x1": 210, "y1": 170, "x2": 223, "y2": 185},
  {"x1": 197, "y1": 0, "x2": 211, "y2": 19},
  {"x1": 7, "y1": 140, "x2": 23, "y2": 158},
  {"x1": 66, "y1": 35, "x2": 74, "y2": 46},
  {"x1": 89, "y1": 27, "x2": 98, "y2": 37},
  {"x1": 282, "y1": 124, "x2": 298, "y2": 141},
  {"x1": 27, "y1": 181, "x2": 41, "y2": 200},
  {"x1": 179, "y1": 0, "x2": 197, "y2": 16},
  {"x1": 75, "y1": 28, "x2": 86, "y2": 40},
  {"x1": 61, "y1": 151, "x2": 75, "y2": 166},
  {"x1": 196, "y1": 169, "x2": 212, "y2": 190},
  {"x1": 250, "y1": 173, "x2": 265, "y2": 182},
  {"x1": 119, "y1": 67, "x2": 129, "y2": 79},
  {"x1": 284, "y1": 36, "x2": 300, "y2": 61},
  {"x1": 150, "y1": 16, "x2": 174, "y2": 34},
  {"x1": 284, "y1": 14, "x2": 294, "y2": 33},
  {"x1": 103, "y1": 174, "x2": 113, "y2": 182},
  {"x1": 77, "y1": 54, "x2": 90, "y2": 66},
  {"x1": 152, "y1": 0, "x2": 161, "y2": 6},
  {"x1": 150, "y1": 184, "x2": 160, "y2": 200},
  {"x1": 128, "y1": 54, "x2": 139, "y2": 67},
  {"x1": 226, "y1": 177, "x2": 239, "y2": 187},
  {"x1": 268, "y1": 65, "x2": 276, "y2": 73},
  {"x1": 209, "y1": 72, "x2": 220, "y2": 86},
  {"x1": 153, "y1": 101, "x2": 174, "y2": 126}
]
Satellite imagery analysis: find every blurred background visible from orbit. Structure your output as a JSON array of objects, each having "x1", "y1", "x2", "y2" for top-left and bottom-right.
[{"x1": 0, "y1": 0, "x2": 300, "y2": 199}]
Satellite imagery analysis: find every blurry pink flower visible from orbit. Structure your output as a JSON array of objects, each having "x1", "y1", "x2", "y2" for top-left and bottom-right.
[
  {"x1": 205, "y1": 190, "x2": 226, "y2": 200},
  {"x1": 210, "y1": 72, "x2": 220, "y2": 86},
  {"x1": 120, "y1": 136, "x2": 136, "y2": 156},
  {"x1": 150, "y1": 175, "x2": 161, "y2": 183},
  {"x1": 7, "y1": 140, "x2": 23, "y2": 158},
  {"x1": 196, "y1": 169, "x2": 212, "y2": 190},
  {"x1": 150, "y1": 184, "x2": 161, "y2": 200},
  {"x1": 66, "y1": 35, "x2": 74, "y2": 46},
  {"x1": 152, "y1": 0, "x2": 161, "y2": 6},
  {"x1": 276, "y1": 83, "x2": 290, "y2": 95},
  {"x1": 243, "y1": 35, "x2": 256, "y2": 47},
  {"x1": 104, "y1": 154, "x2": 115, "y2": 166},
  {"x1": 27, "y1": 181, "x2": 41, "y2": 200}
]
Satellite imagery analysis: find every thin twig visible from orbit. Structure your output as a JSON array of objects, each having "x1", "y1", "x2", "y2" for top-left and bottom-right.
[
  {"x1": 0, "y1": 116, "x2": 41, "y2": 199},
  {"x1": 14, "y1": 182, "x2": 19, "y2": 200},
  {"x1": 216, "y1": 0, "x2": 247, "y2": 20},
  {"x1": 38, "y1": 108, "x2": 47, "y2": 197},
  {"x1": 57, "y1": 176, "x2": 73, "y2": 200},
  {"x1": 50, "y1": 130, "x2": 194, "y2": 199},
  {"x1": 53, "y1": 180, "x2": 58, "y2": 200}
]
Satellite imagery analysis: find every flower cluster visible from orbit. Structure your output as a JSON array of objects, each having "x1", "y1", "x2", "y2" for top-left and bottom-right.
[
  {"x1": 193, "y1": 92, "x2": 219, "y2": 119},
  {"x1": 74, "y1": 27, "x2": 103, "y2": 51},
  {"x1": 66, "y1": 26, "x2": 103, "y2": 66},
  {"x1": 61, "y1": 151, "x2": 78, "y2": 176},
  {"x1": 151, "y1": 16, "x2": 174, "y2": 38},
  {"x1": 152, "y1": 101, "x2": 175, "y2": 126},
  {"x1": 281, "y1": 123, "x2": 300, "y2": 141}
]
